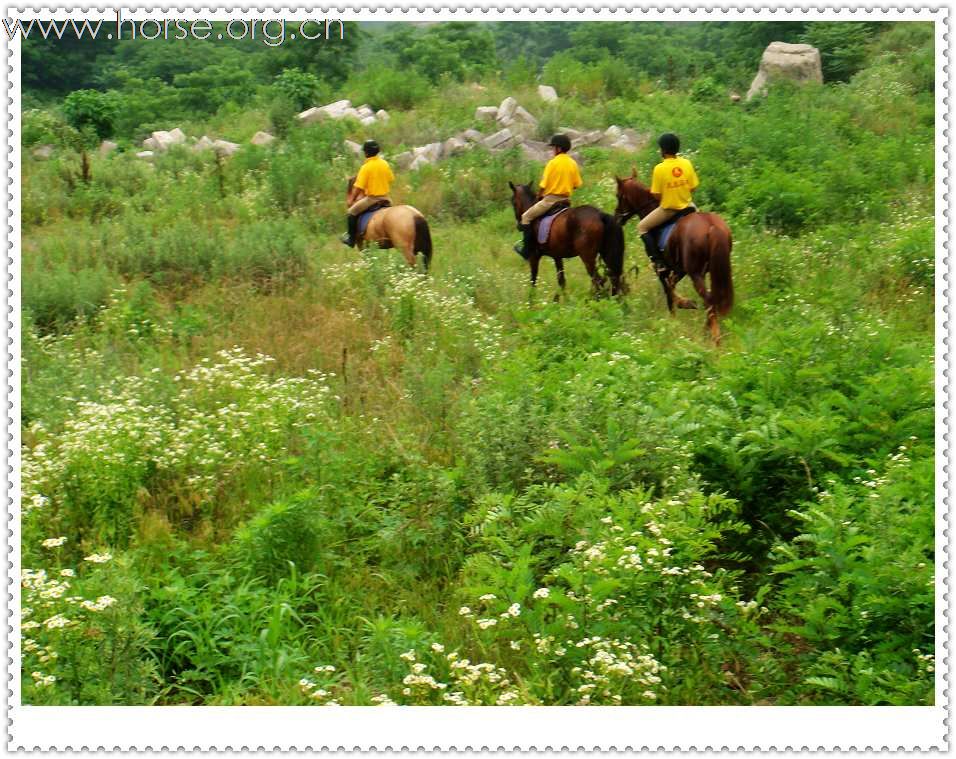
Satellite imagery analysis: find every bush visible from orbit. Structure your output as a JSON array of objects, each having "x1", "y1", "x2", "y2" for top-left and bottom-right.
[
  {"x1": 345, "y1": 67, "x2": 430, "y2": 111},
  {"x1": 273, "y1": 68, "x2": 326, "y2": 110},
  {"x1": 232, "y1": 493, "x2": 328, "y2": 581},
  {"x1": 62, "y1": 89, "x2": 118, "y2": 141}
]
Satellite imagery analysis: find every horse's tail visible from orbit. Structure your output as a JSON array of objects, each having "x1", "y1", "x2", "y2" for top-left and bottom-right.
[
  {"x1": 413, "y1": 214, "x2": 433, "y2": 272},
  {"x1": 708, "y1": 224, "x2": 734, "y2": 316},
  {"x1": 598, "y1": 212, "x2": 625, "y2": 278}
]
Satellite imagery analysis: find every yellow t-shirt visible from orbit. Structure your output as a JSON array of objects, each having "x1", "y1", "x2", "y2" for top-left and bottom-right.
[
  {"x1": 651, "y1": 156, "x2": 699, "y2": 210},
  {"x1": 540, "y1": 153, "x2": 583, "y2": 197},
  {"x1": 354, "y1": 155, "x2": 394, "y2": 197}
]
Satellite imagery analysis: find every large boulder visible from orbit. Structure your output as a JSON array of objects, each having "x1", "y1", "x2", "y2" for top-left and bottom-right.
[
  {"x1": 442, "y1": 136, "x2": 469, "y2": 158},
  {"x1": 520, "y1": 140, "x2": 552, "y2": 163},
  {"x1": 212, "y1": 139, "x2": 240, "y2": 157},
  {"x1": 192, "y1": 135, "x2": 215, "y2": 153},
  {"x1": 483, "y1": 128, "x2": 516, "y2": 151},
  {"x1": 496, "y1": 96, "x2": 519, "y2": 125},
  {"x1": 513, "y1": 106, "x2": 538, "y2": 126},
  {"x1": 414, "y1": 142, "x2": 444, "y2": 163},
  {"x1": 476, "y1": 106, "x2": 498, "y2": 122},
  {"x1": 746, "y1": 42, "x2": 823, "y2": 101},
  {"x1": 393, "y1": 151, "x2": 415, "y2": 171},
  {"x1": 376, "y1": 109, "x2": 390, "y2": 122},
  {"x1": 298, "y1": 99, "x2": 355, "y2": 124},
  {"x1": 250, "y1": 131, "x2": 275, "y2": 147},
  {"x1": 344, "y1": 139, "x2": 364, "y2": 159},
  {"x1": 537, "y1": 85, "x2": 558, "y2": 103},
  {"x1": 460, "y1": 129, "x2": 484, "y2": 143}
]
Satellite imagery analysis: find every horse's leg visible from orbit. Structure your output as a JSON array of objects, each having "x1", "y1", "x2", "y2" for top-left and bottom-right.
[
  {"x1": 554, "y1": 257, "x2": 566, "y2": 301},
  {"x1": 400, "y1": 238, "x2": 416, "y2": 268},
  {"x1": 530, "y1": 255, "x2": 541, "y2": 287},
  {"x1": 658, "y1": 270, "x2": 677, "y2": 313},
  {"x1": 580, "y1": 252, "x2": 605, "y2": 296},
  {"x1": 690, "y1": 273, "x2": 720, "y2": 344}
]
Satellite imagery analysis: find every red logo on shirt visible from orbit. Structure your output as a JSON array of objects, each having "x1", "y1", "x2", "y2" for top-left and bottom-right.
[{"x1": 672, "y1": 167, "x2": 683, "y2": 178}]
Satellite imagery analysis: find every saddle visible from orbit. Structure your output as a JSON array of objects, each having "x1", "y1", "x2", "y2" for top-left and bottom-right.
[
  {"x1": 534, "y1": 201, "x2": 571, "y2": 246},
  {"x1": 357, "y1": 200, "x2": 392, "y2": 236},
  {"x1": 653, "y1": 206, "x2": 697, "y2": 251}
]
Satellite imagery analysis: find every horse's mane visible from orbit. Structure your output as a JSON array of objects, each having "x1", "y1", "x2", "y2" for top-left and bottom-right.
[{"x1": 618, "y1": 177, "x2": 658, "y2": 217}]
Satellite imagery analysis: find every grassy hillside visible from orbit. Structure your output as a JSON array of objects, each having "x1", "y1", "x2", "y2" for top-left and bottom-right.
[{"x1": 19, "y1": 21, "x2": 935, "y2": 705}]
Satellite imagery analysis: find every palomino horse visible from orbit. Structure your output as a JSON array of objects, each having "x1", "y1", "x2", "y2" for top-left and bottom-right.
[
  {"x1": 509, "y1": 183, "x2": 626, "y2": 297},
  {"x1": 346, "y1": 177, "x2": 433, "y2": 272},
  {"x1": 615, "y1": 171, "x2": 733, "y2": 343}
]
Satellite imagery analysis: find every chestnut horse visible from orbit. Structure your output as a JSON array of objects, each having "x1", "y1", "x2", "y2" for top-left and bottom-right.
[
  {"x1": 346, "y1": 177, "x2": 433, "y2": 272},
  {"x1": 615, "y1": 172, "x2": 733, "y2": 343},
  {"x1": 509, "y1": 182, "x2": 625, "y2": 297}
]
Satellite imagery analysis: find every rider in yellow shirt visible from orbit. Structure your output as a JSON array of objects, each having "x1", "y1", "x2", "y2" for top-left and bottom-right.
[
  {"x1": 639, "y1": 133, "x2": 699, "y2": 270},
  {"x1": 342, "y1": 140, "x2": 395, "y2": 247},
  {"x1": 514, "y1": 134, "x2": 582, "y2": 258}
]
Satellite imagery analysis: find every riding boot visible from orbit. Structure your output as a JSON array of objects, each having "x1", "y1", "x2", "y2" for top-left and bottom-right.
[
  {"x1": 514, "y1": 224, "x2": 535, "y2": 260},
  {"x1": 341, "y1": 214, "x2": 358, "y2": 247},
  {"x1": 641, "y1": 233, "x2": 666, "y2": 273}
]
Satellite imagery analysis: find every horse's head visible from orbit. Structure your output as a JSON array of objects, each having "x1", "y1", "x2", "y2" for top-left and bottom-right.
[
  {"x1": 508, "y1": 181, "x2": 537, "y2": 222},
  {"x1": 614, "y1": 169, "x2": 656, "y2": 225}
]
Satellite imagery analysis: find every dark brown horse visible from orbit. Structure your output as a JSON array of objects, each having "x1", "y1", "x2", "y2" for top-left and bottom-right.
[
  {"x1": 346, "y1": 177, "x2": 433, "y2": 272},
  {"x1": 509, "y1": 183, "x2": 625, "y2": 297},
  {"x1": 615, "y1": 171, "x2": 733, "y2": 343}
]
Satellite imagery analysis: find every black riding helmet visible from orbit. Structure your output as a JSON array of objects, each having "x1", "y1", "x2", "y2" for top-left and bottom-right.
[
  {"x1": 363, "y1": 140, "x2": 381, "y2": 157},
  {"x1": 658, "y1": 133, "x2": 680, "y2": 155},
  {"x1": 548, "y1": 134, "x2": 572, "y2": 153}
]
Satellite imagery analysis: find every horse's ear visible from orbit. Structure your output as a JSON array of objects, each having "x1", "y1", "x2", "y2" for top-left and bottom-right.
[
  {"x1": 508, "y1": 181, "x2": 515, "y2": 192},
  {"x1": 615, "y1": 176, "x2": 622, "y2": 185}
]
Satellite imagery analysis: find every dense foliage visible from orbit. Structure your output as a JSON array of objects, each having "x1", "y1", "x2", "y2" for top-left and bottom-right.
[{"x1": 19, "y1": 21, "x2": 935, "y2": 706}]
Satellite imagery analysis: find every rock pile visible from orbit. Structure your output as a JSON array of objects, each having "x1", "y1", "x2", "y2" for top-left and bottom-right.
[
  {"x1": 298, "y1": 99, "x2": 389, "y2": 127},
  {"x1": 133, "y1": 128, "x2": 275, "y2": 159}
]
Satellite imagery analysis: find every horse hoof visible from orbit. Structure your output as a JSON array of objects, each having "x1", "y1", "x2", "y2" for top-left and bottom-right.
[{"x1": 677, "y1": 299, "x2": 698, "y2": 310}]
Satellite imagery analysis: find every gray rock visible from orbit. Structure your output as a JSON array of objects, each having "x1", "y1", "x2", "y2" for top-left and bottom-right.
[
  {"x1": 409, "y1": 154, "x2": 432, "y2": 171},
  {"x1": 442, "y1": 136, "x2": 469, "y2": 157},
  {"x1": 31, "y1": 144, "x2": 54, "y2": 160},
  {"x1": 393, "y1": 151, "x2": 414, "y2": 171},
  {"x1": 482, "y1": 128, "x2": 515, "y2": 150},
  {"x1": 356, "y1": 104, "x2": 375, "y2": 119},
  {"x1": 297, "y1": 107, "x2": 326, "y2": 125},
  {"x1": 136, "y1": 150, "x2": 154, "y2": 160},
  {"x1": 575, "y1": 130, "x2": 604, "y2": 147},
  {"x1": 375, "y1": 109, "x2": 390, "y2": 122},
  {"x1": 143, "y1": 129, "x2": 187, "y2": 152},
  {"x1": 414, "y1": 142, "x2": 443, "y2": 162},
  {"x1": 212, "y1": 140, "x2": 240, "y2": 157},
  {"x1": 746, "y1": 42, "x2": 823, "y2": 101},
  {"x1": 250, "y1": 131, "x2": 275, "y2": 146},
  {"x1": 461, "y1": 129, "x2": 484, "y2": 143},
  {"x1": 559, "y1": 127, "x2": 583, "y2": 141},
  {"x1": 476, "y1": 106, "x2": 499, "y2": 122},
  {"x1": 513, "y1": 106, "x2": 538, "y2": 126},
  {"x1": 192, "y1": 136, "x2": 215, "y2": 153},
  {"x1": 520, "y1": 140, "x2": 552, "y2": 163},
  {"x1": 537, "y1": 85, "x2": 559, "y2": 103},
  {"x1": 98, "y1": 140, "x2": 118, "y2": 158},
  {"x1": 599, "y1": 125, "x2": 624, "y2": 146},
  {"x1": 344, "y1": 139, "x2": 364, "y2": 159},
  {"x1": 360, "y1": 116, "x2": 377, "y2": 127},
  {"x1": 497, "y1": 96, "x2": 519, "y2": 124}
]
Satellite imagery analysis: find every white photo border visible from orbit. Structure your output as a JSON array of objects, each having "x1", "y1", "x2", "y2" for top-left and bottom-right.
[{"x1": 3, "y1": 5, "x2": 949, "y2": 751}]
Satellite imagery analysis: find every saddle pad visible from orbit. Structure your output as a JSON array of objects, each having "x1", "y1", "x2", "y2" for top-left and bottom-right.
[
  {"x1": 358, "y1": 208, "x2": 382, "y2": 236},
  {"x1": 656, "y1": 219, "x2": 678, "y2": 251},
  {"x1": 538, "y1": 207, "x2": 570, "y2": 245},
  {"x1": 655, "y1": 206, "x2": 697, "y2": 251}
]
